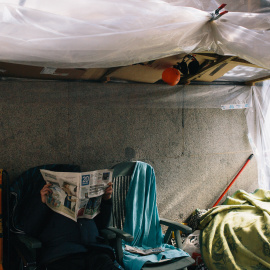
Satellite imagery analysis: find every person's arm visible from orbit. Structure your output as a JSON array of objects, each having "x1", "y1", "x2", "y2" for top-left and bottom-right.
[
  {"x1": 40, "y1": 183, "x2": 53, "y2": 203},
  {"x1": 94, "y1": 183, "x2": 113, "y2": 230},
  {"x1": 22, "y1": 184, "x2": 52, "y2": 237}
]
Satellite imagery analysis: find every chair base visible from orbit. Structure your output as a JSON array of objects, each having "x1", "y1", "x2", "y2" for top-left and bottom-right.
[{"x1": 142, "y1": 256, "x2": 195, "y2": 270}]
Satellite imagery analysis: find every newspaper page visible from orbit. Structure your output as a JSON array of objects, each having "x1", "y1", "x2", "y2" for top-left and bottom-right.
[
  {"x1": 125, "y1": 245, "x2": 165, "y2": 255},
  {"x1": 40, "y1": 169, "x2": 113, "y2": 222}
]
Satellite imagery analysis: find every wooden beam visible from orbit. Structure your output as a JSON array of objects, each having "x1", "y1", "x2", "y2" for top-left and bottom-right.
[
  {"x1": 99, "y1": 67, "x2": 123, "y2": 82},
  {"x1": 180, "y1": 56, "x2": 236, "y2": 84},
  {"x1": 194, "y1": 53, "x2": 218, "y2": 60},
  {"x1": 196, "y1": 54, "x2": 265, "y2": 69},
  {"x1": 245, "y1": 75, "x2": 270, "y2": 86},
  {"x1": 81, "y1": 68, "x2": 108, "y2": 80},
  {"x1": 230, "y1": 58, "x2": 262, "y2": 68}
]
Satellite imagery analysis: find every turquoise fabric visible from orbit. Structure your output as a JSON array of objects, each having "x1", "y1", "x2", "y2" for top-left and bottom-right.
[{"x1": 122, "y1": 161, "x2": 189, "y2": 270}]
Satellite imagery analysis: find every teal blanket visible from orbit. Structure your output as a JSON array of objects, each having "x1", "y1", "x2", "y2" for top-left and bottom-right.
[{"x1": 122, "y1": 161, "x2": 189, "y2": 270}]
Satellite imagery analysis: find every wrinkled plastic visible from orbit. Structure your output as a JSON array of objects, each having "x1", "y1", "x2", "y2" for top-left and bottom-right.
[
  {"x1": 218, "y1": 66, "x2": 270, "y2": 82},
  {"x1": 210, "y1": 12, "x2": 270, "y2": 70},
  {"x1": 182, "y1": 230, "x2": 200, "y2": 255},
  {"x1": 0, "y1": 0, "x2": 269, "y2": 69},
  {"x1": 66, "y1": 83, "x2": 252, "y2": 109},
  {"x1": 0, "y1": 0, "x2": 269, "y2": 189},
  {"x1": 0, "y1": 2, "x2": 211, "y2": 68},
  {"x1": 246, "y1": 80, "x2": 270, "y2": 190}
]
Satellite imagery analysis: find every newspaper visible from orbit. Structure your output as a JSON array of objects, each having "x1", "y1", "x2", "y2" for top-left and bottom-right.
[
  {"x1": 125, "y1": 245, "x2": 165, "y2": 256},
  {"x1": 40, "y1": 168, "x2": 113, "y2": 222}
]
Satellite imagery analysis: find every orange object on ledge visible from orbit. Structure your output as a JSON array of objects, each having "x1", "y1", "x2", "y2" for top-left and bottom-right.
[{"x1": 162, "y1": 67, "x2": 181, "y2": 86}]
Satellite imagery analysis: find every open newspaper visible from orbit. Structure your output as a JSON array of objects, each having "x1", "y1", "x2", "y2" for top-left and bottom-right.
[{"x1": 40, "y1": 169, "x2": 113, "y2": 222}]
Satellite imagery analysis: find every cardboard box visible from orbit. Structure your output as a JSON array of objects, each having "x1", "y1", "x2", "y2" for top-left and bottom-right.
[{"x1": 0, "y1": 62, "x2": 86, "y2": 80}]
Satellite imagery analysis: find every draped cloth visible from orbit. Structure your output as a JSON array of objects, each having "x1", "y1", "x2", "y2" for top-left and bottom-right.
[
  {"x1": 199, "y1": 189, "x2": 270, "y2": 270},
  {"x1": 122, "y1": 161, "x2": 189, "y2": 270}
]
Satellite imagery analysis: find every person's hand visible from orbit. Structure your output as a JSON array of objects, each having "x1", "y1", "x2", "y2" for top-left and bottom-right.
[
  {"x1": 40, "y1": 183, "x2": 52, "y2": 203},
  {"x1": 102, "y1": 182, "x2": 113, "y2": 200}
]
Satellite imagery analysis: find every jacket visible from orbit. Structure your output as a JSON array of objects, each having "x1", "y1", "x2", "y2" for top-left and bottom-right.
[{"x1": 24, "y1": 196, "x2": 113, "y2": 265}]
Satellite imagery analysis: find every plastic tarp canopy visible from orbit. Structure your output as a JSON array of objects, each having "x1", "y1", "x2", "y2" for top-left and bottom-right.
[
  {"x1": 0, "y1": 0, "x2": 269, "y2": 70},
  {"x1": 1, "y1": 1, "x2": 270, "y2": 189}
]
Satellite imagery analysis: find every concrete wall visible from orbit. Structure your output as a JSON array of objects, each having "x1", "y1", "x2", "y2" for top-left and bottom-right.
[{"x1": 0, "y1": 81, "x2": 257, "y2": 222}]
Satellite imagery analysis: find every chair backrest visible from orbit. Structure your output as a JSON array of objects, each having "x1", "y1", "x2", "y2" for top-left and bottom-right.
[
  {"x1": 111, "y1": 162, "x2": 194, "y2": 270},
  {"x1": 9, "y1": 164, "x2": 81, "y2": 234},
  {"x1": 112, "y1": 161, "x2": 163, "y2": 247},
  {"x1": 112, "y1": 162, "x2": 136, "y2": 230}
]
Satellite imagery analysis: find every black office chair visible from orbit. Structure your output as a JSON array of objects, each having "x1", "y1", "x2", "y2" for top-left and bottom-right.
[
  {"x1": 2, "y1": 169, "x2": 10, "y2": 270},
  {"x1": 7, "y1": 164, "x2": 81, "y2": 270}
]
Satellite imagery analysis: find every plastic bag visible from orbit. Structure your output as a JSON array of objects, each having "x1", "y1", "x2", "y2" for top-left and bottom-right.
[{"x1": 182, "y1": 230, "x2": 204, "y2": 266}]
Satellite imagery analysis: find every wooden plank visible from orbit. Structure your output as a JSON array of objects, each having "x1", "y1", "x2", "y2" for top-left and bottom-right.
[
  {"x1": 180, "y1": 56, "x2": 237, "y2": 84},
  {"x1": 193, "y1": 53, "x2": 218, "y2": 60},
  {"x1": 0, "y1": 62, "x2": 85, "y2": 80},
  {"x1": 245, "y1": 75, "x2": 270, "y2": 86},
  {"x1": 230, "y1": 58, "x2": 262, "y2": 68},
  {"x1": 81, "y1": 68, "x2": 108, "y2": 80},
  {"x1": 194, "y1": 62, "x2": 238, "y2": 82},
  {"x1": 99, "y1": 67, "x2": 124, "y2": 82},
  {"x1": 196, "y1": 54, "x2": 264, "y2": 68},
  {"x1": 108, "y1": 65, "x2": 163, "y2": 83}
]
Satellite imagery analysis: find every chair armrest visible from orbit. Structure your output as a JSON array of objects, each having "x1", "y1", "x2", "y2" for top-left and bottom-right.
[
  {"x1": 100, "y1": 229, "x2": 117, "y2": 240},
  {"x1": 106, "y1": 226, "x2": 134, "y2": 242},
  {"x1": 17, "y1": 234, "x2": 42, "y2": 249},
  {"x1": 12, "y1": 233, "x2": 42, "y2": 268},
  {"x1": 160, "y1": 218, "x2": 192, "y2": 234},
  {"x1": 160, "y1": 218, "x2": 192, "y2": 249},
  {"x1": 104, "y1": 227, "x2": 133, "y2": 265}
]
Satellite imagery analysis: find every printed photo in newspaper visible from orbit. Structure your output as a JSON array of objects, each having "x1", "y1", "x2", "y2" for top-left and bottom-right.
[{"x1": 40, "y1": 169, "x2": 113, "y2": 222}]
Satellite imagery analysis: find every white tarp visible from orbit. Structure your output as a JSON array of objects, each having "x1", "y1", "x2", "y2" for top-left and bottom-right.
[
  {"x1": 0, "y1": 0, "x2": 269, "y2": 69},
  {"x1": 1, "y1": 0, "x2": 270, "y2": 189},
  {"x1": 246, "y1": 81, "x2": 270, "y2": 190},
  {"x1": 63, "y1": 83, "x2": 252, "y2": 109}
]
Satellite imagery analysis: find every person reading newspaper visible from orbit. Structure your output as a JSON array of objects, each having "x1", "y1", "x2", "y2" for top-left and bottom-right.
[{"x1": 27, "y1": 182, "x2": 124, "y2": 270}]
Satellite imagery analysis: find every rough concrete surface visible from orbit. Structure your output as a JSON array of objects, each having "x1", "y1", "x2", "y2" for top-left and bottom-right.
[{"x1": 0, "y1": 81, "x2": 257, "y2": 222}]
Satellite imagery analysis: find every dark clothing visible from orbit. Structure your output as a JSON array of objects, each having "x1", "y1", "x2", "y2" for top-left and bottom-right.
[
  {"x1": 9, "y1": 165, "x2": 123, "y2": 269},
  {"x1": 45, "y1": 253, "x2": 85, "y2": 270},
  {"x1": 45, "y1": 251, "x2": 123, "y2": 270},
  {"x1": 25, "y1": 197, "x2": 115, "y2": 267}
]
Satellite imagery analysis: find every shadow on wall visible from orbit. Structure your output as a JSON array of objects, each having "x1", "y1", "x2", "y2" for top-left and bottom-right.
[{"x1": 125, "y1": 147, "x2": 136, "y2": 161}]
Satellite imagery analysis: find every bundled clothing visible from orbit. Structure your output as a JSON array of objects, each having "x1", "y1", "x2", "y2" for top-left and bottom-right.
[{"x1": 199, "y1": 189, "x2": 270, "y2": 270}]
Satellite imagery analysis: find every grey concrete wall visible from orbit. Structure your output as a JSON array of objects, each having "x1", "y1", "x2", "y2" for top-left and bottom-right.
[{"x1": 0, "y1": 81, "x2": 257, "y2": 222}]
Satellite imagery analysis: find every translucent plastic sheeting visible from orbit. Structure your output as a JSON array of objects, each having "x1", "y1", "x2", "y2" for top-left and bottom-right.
[
  {"x1": 67, "y1": 83, "x2": 252, "y2": 109},
  {"x1": 218, "y1": 66, "x2": 270, "y2": 82},
  {"x1": 210, "y1": 12, "x2": 270, "y2": 70},
  {"x1": 0, "y1": 2, "x2": 212, "y2": 68},
  {"x1": 246, "y1": 81, "x2": 270, "y2": 190},
  {"x1": 0, "y1": 1, "x2": 269, "y2": 69},
  {"x1": 164, "y1": 0, "x2": 270, "y2": 13}
]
